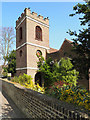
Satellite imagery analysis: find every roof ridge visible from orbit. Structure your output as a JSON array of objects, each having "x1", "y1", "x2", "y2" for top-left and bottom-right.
[{"x1": 65, "y1": 38, "x2": 73, "y2": 43}]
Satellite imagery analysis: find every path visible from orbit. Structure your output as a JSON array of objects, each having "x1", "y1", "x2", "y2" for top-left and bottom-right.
[{"x1": 0, "y1": 80, "x2": 25, "y2": 119}]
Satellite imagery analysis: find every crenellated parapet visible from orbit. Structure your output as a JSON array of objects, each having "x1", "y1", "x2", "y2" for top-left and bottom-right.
[{"x1": 16, "y1": 8, "x2": 49, "y2": 27}]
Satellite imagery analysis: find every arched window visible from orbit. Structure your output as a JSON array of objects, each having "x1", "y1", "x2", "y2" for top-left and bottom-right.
[{"x1": 35, "y1": 26, "x2": 42, "y2": 41}]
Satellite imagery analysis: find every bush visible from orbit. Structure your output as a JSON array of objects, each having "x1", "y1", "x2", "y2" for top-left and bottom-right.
[
  {"x1": 18, "y1": 73, "x2": 32, "y2": 85},
  {"x1": 45, "y1": 80, "x2": 69, "y2": 94},
  {"x1": 11, "y1": 76, "x2": 18, "y2": 83},
  {"x1": 11, "y1": 74, "x2": 44, "y2": 94},
  {"x1": 26, "y1": 83, "x2": 45, "y2": 94},
  {"x1": 2, "y1": 72, "x2": 8, "y2": 78},
  {"x1": 11, "y1": 73, "x2": 32, "y2": 84},
  {"x1": 54, "y1": 58, "x2": 79, "y2": 86},
  {"x1": 37, "y1": 56, "x2": 79, "y2": 88},
  {"x1": 46, "y1": 84, "x2": 90, "y2": 111}
]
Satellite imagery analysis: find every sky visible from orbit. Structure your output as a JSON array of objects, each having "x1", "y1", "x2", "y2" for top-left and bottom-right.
[
  {"x1": 2, "y1": 2, "x2": 85, "y2": 50},
  {"x1": 0, "y1": 1, "x2": 85, "y2": 65}
]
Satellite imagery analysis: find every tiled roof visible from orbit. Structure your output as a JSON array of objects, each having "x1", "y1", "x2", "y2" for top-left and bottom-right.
[
  {"x1": 65, "y1": 38, "x2": 73, "y2": 43},
  {"x1": 59, "y1": 38, "x2": 73, "y2": 51},
  {"x1": 48, "y1": 47, "x2": 58, "y2": 53},
  {"x1": 48, "y1": 39, "x2": 72, "y2": 53}
]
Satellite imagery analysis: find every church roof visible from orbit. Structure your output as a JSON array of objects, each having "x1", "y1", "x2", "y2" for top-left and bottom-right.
[
  {"x1": 48, "y1": 39, "x2": 73, "y2": 54},
  {"x1": 48, "y1": 47, "x2": 58, "y2": 53},
  {"x1": 65, "y1": 38, "x2": 73, "y2": 44},
  {"x1": 59, "y1": 38, "x2": 73, "y2": 51}
]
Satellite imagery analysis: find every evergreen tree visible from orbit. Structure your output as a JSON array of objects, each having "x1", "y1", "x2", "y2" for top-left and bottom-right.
[{"x1": 3, "y1": 50, "x2": 16, "y2": 76}]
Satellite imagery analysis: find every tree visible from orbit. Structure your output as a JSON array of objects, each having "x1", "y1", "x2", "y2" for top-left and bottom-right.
[
  {"x1": 3, "y1": 50, "x2": 16, "y2": 76},
  {"x1": 67, "y1": 1, "x2": 90, "y2": 79},
  {"x1": 37, "y1": 55, "x2": 79, "y2": 88},
  {"x1": 0, "y1": 27, "x2": 15, "y2": 73}
]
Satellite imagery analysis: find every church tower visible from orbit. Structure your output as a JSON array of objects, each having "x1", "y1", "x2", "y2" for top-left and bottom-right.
[{"x1": 16, "y1": 8, "x2": 49, "y2": 82}]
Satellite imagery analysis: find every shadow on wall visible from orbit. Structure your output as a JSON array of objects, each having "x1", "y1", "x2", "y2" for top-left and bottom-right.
[
  {"x1": 77, "y1": 78, "x2": 89, "y2": 91},
  {"x1": 1, "y1": 91, "x2": 25, "y2": 118}
]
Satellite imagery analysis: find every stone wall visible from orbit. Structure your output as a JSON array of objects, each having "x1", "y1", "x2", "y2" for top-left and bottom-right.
[{"x1": 1, "y1": 79, "x2": 90, "y2": 119}]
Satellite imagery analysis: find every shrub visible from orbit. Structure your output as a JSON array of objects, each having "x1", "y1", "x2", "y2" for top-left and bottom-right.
[
  {"x1": 11, "y1": 74, "x2": 32, "y2": 85},
  {"x1": 11, "y1": 74, "x2": 44, "y2": 94},
  {"x1": 37, "y1": 56, "x2": 79, "y2": 88},
  {"x1": 18, "y1": 73, "x2": 32, "y2": 85},
  {"x1": 11, "y1": 76, "x2": 18, "y2": 83},
  {"x1": 54, "y1": 58, "x2": 79, "y2": 86},
  {"x1": 2, "y1": 72, "x2": 8, "y2": 78},
  {"x1": 46, "y1": 84, "x2": 90, "y2": 111},
  {"x1": 27, "y1": 83, "x2": 45, "y2": 94},
  {"x1": 45, "y1": 80, "x2": 69, "y2": 94}
]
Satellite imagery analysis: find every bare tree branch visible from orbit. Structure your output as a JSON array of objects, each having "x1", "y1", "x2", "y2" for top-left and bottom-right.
[{"x1": 0, "y1": 27, "x2": 15, "y2": 74}]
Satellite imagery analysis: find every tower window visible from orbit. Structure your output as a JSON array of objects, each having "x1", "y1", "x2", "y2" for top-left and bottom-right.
[
  {"x1": 20, "y1": 50, "x2": 22, "y2": 57},
  {"x1": 35, "y1": 26, "x2": 42, "y2": 41},
  {"x1": 19, "y1": 27, "x2": 22, "y2": 40}
]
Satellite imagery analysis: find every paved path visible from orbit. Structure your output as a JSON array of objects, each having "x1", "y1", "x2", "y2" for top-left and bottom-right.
[{"x1": 0, "y1": 81, "x2": 25, "y2": 119}]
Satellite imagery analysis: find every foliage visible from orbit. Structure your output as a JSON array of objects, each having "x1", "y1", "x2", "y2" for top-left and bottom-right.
[
  {"x1": 45, "y1": 80, "x2": 69, "y2": 94},
  {"x1": 11, "y1": 74, "x2": 44, "y2": 94},
  {"x1": 67, "y1": 2, "x2": 90, "y2": 79},
  {"x1": 11, "y1": 76, "x2": 18, "y2": 83},
  {"x1": 2, "y1": 72, "x2": 8, "y2": 77},
  {"x1": 3, "y1": 67, "x2": 8, "y2": 74},
  {"x1": 37, "y1": 55, "x2": 79, "y2": 88},
  {"x1": 3, "y1": 50, "x2": 16, "y2": 76},
  {"x1": 54, "y1": 58, "x2": 79, "y2": 86},
  {"x1": 46, "y1": 84, "x2": 90, "y2": 111},
  {"x1": 37, "y1": 56, "x2": 55, "y2": 87}
]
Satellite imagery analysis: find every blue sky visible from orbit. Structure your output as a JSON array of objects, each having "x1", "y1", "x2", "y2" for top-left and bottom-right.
[{"x1": 2, "y1": 2, "x2": 84, "y2": 50}]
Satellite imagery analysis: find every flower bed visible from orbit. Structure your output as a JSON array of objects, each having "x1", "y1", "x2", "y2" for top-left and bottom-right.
[
  {"x1": 11, "y1": 74, "x2": 45, "y2": 94},
  {"x1": 46, "y1": 82, "x2": 90, "y2": 111}
]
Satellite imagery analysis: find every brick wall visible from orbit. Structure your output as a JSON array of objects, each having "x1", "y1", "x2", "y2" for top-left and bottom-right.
[
  {"x1": 47, "y1": 39, "x2": 76, "y2": 62},
  {"x1": 1, "y1": 79, "x2": 90, "y2": 119},
  {"x1": 16, "y1": 8, "x2": 49, "y2": 79}
]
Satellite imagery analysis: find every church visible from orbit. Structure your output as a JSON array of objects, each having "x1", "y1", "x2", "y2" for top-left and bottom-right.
[
  {"x1": 16, "y1": 8, "x2": 89, "y2": 90},
  {"x1": 16, "y1": 8, "x2": 76, "y2": 83}
]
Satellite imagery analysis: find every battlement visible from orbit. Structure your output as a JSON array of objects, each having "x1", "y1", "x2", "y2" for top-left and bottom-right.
[{"x1": 16, "y1": 8, "x2": 49, "y2": 27}]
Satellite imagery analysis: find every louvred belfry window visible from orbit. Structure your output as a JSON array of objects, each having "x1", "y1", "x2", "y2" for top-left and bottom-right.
[
  {"x1": 20, "y1": 50, "x2": 22, "y2": 57},
  {"x1": 19, "y1": 27, "x2": 22, "y2": 40},
  {"x1": 36, "y1": 26, "x2": 42, "y2": 41}
]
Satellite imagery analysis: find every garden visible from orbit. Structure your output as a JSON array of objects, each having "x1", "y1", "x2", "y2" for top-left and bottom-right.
[
  {"x1": 10, "y1": 55, "x2": 90, "y2": 111},
  {"x1": 2, "y1": 1, "x2": 90, "y2": 112}
]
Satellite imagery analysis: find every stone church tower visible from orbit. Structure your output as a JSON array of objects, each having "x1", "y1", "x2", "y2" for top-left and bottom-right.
[{"x1": 16, "y1": 8, "x2": 49, "y2": 82}]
